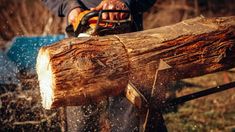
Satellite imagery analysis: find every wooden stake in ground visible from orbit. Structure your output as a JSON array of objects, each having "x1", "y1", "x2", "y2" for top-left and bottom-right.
[{"x1": 36, "y1": 16, "x2": 235, "y2": 109}]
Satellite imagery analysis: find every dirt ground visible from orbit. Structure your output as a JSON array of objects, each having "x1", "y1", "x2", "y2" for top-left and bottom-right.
[
  {"x1": 165, "y1": 70, "x2": 235, "y2": 131},
  {"x1": 0, "y1": 0, "x2": 235, "y2": 131}
]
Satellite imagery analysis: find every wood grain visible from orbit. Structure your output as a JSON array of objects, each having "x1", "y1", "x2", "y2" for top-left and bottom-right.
[{"x1": 36, "y1": 16, "x2": 235, "y2": 109}]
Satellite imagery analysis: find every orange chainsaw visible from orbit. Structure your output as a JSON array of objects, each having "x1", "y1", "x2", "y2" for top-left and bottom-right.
[{"x1": 66, "y1": 10, "x2": 133, "y2": 37}]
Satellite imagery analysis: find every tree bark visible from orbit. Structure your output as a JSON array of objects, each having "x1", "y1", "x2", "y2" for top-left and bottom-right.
[{"x1": 36, "y1": 16, "x2": 235, "y2": 109}]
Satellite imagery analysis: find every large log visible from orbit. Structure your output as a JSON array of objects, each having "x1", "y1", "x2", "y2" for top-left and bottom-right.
[{"x1": 36, "y1": 16, "x2": 235, "y2": 109}]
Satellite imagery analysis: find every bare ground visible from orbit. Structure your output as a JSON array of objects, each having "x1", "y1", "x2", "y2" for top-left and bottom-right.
[{"x1": 165, "y1": 70, "x2": 235, "y2": 131}]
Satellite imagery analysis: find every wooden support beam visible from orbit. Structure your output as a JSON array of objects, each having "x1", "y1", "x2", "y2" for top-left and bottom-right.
[{"x1": 36, "y1": 16, "x2": 235, "y2": 109}]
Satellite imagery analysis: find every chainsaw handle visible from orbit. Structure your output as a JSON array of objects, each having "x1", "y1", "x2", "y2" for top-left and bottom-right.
[
  {"x1": 81, "y1": 10, "x2": 131, "y2": 25},
  {"x1": 80, "y1": 10, "x2": 100, "y2": 25},
  {"x1": 65, "y1": 11, "x2": 100, "y2": 37},
  {"x1": 66, "y1": 10, "x2": 132, "y2": 37}
]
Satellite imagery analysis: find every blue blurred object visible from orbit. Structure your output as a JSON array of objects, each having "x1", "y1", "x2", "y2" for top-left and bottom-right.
[{"x1": 7, "y1": 35, "x2": 65, "y2": 71}]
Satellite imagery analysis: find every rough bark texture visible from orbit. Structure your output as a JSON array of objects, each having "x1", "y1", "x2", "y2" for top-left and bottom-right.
[
  {"x1": 37, "y1": 37, "x2": 129, "y2": 109},
  {"x1": 36, "y1": 16, "x2": 235, "y2": 109}
]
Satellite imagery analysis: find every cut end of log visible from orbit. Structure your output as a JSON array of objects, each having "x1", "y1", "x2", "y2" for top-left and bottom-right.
[
  {"x1": 36, "y1": 49, "x2": 54, "y2": 109},
  {"x1": 36, "y1": 39, "x2": 130, "y2": 109}
]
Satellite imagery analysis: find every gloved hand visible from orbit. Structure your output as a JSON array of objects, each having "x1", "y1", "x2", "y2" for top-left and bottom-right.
[
  {"x1": 91, "y1": 0, "x2": 129, "y2": 20},
  {"x1": 68, "y1": 8, "x2": 83, "y2": 25}
]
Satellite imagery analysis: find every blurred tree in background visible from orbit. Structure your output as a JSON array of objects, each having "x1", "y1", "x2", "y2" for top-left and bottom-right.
[
  {"x1": 0, "y1": 0, "x2": 234, "y2": 41},
  {"x1": 144, "y1": 0, "x2": 235, "y2": 29}
]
